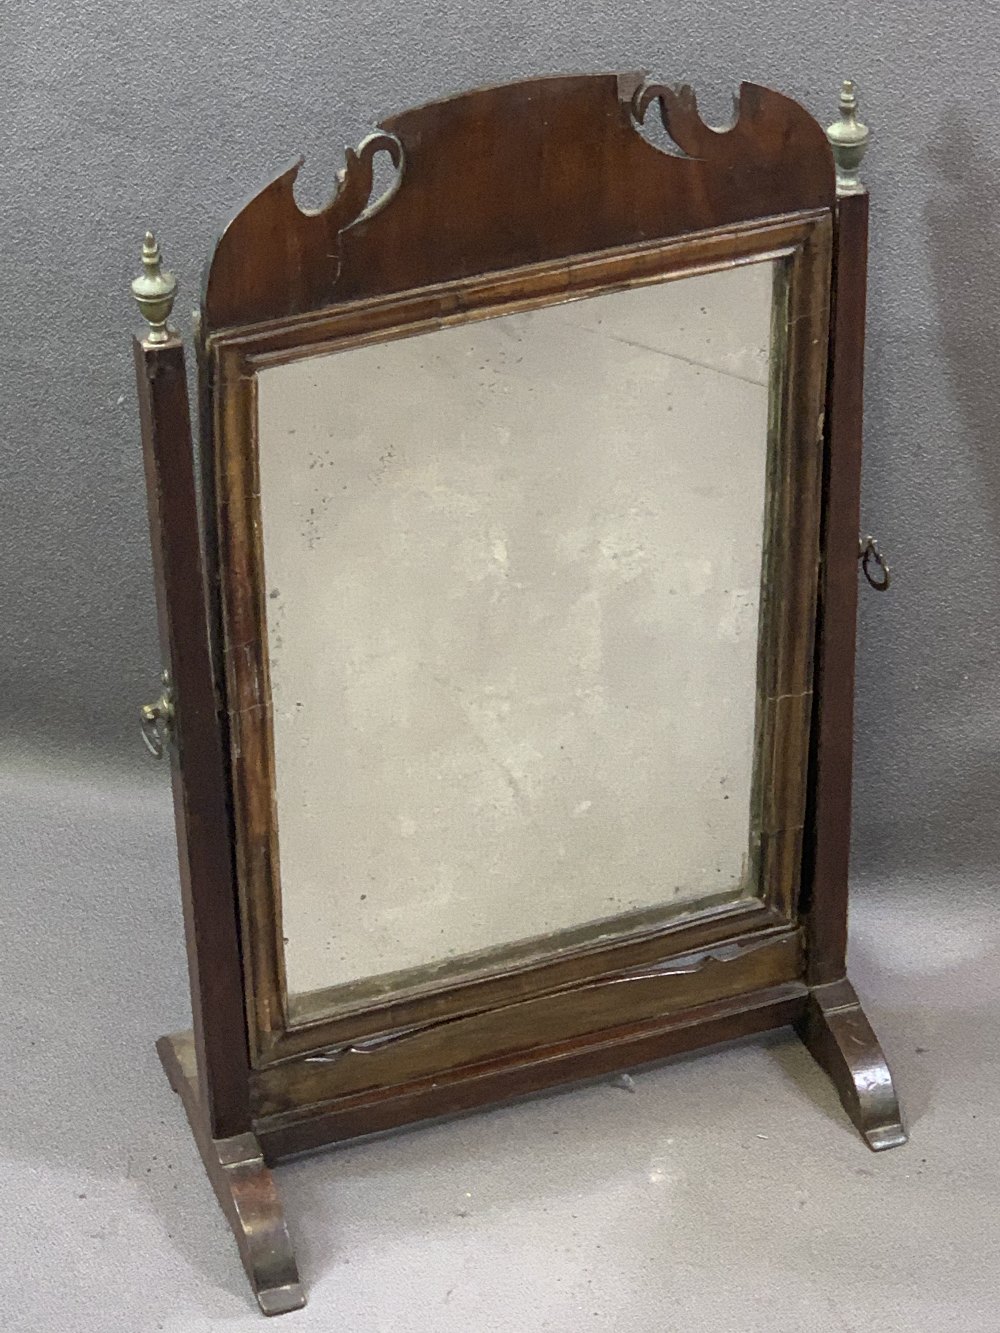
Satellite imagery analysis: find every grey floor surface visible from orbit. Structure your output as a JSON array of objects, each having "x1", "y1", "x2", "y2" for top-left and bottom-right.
[{"x1": 3, "y1": 761, "x2": 999, "y2": 1332}]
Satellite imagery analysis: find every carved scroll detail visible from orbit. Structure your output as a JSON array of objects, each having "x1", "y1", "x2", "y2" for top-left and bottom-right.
[
  {"x1": 203, "y1": 129, "x2": 403, "y2": 330},
  {"x1": 308, "y1": 130, "x2": 404, "y2": 229},
  {"x1": 631, "y1": 81, "x2": 740, "y2": 157}
]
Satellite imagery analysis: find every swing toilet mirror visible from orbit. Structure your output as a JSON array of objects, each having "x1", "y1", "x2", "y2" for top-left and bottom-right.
[{"x1": 132, "y1": 72, "x2": 902, "y2": 1315}]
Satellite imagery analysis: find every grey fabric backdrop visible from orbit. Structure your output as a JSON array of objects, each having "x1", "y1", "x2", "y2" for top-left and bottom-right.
[{"x1": 2, "y1": 1, "x2": 994, "y2": 883}]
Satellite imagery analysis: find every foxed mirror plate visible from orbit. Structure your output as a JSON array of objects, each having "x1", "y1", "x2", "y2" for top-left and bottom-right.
[{"x1": 254, "y1": 258, "x2": 778, "y2": 1015}]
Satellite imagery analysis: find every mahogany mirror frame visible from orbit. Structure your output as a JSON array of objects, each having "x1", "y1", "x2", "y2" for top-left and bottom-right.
[{"x1": 131, "y1": 72, "x2": 904, "y2": 1315}]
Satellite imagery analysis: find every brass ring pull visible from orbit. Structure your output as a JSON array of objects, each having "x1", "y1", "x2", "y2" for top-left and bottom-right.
[
  {"x1": 140, "y1": 671, "x2": 175, "y2": 759},
  {"x1": 859, "y1": 534, "x2": 890, "y2": 591}
]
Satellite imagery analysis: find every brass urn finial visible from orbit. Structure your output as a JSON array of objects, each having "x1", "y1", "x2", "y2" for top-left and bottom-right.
[
  {"x1": 131, "y1": 231, "x2": 177, "y2": 343},
  {"x1": 826, "y1": 80, "x2": 870, "y2": 197}
]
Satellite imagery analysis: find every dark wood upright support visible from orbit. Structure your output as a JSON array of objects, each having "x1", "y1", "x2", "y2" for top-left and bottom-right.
[
  {"x1": 134, "y1": 313, "x2": 303, "y2": 1305},
  {"x1": 798, "y1": 173, "x2": 905, "y2": 1149},
  {"x1": 134, "y1": 328, "x2": 251, "y2": 1137}
]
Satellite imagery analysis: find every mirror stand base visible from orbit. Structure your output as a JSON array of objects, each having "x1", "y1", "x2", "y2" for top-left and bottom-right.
[
  {"x1": 156, "y1": 1031, "x2": 306, "y2": 1316},
  {"x1": 795, "y1": 978, "x2": 907, "y2": 1152}
]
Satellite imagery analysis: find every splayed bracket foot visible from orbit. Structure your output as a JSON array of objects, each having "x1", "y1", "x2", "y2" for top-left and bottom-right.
[
  {"x1": 795, "y1": 978, "x2": 906, "y2": 1152},
  {"x1": 157, "y1": 1031, "x2": 305, "y2": 1315}
]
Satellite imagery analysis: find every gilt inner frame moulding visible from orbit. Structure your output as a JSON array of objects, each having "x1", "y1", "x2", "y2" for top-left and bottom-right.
[{"x1": 132, "y1": 72, "x2": 904, "y2": 1316}]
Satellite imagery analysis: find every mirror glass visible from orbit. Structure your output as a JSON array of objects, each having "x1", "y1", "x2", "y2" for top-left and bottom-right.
[{"x1": 256, "y1": 259, "x2": 775, "y2": 1008}]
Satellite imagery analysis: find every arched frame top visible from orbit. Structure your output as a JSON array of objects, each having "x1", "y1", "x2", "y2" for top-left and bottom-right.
[{"x1": 202, "y1": 72, "x2": 835, "y2": 332}]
